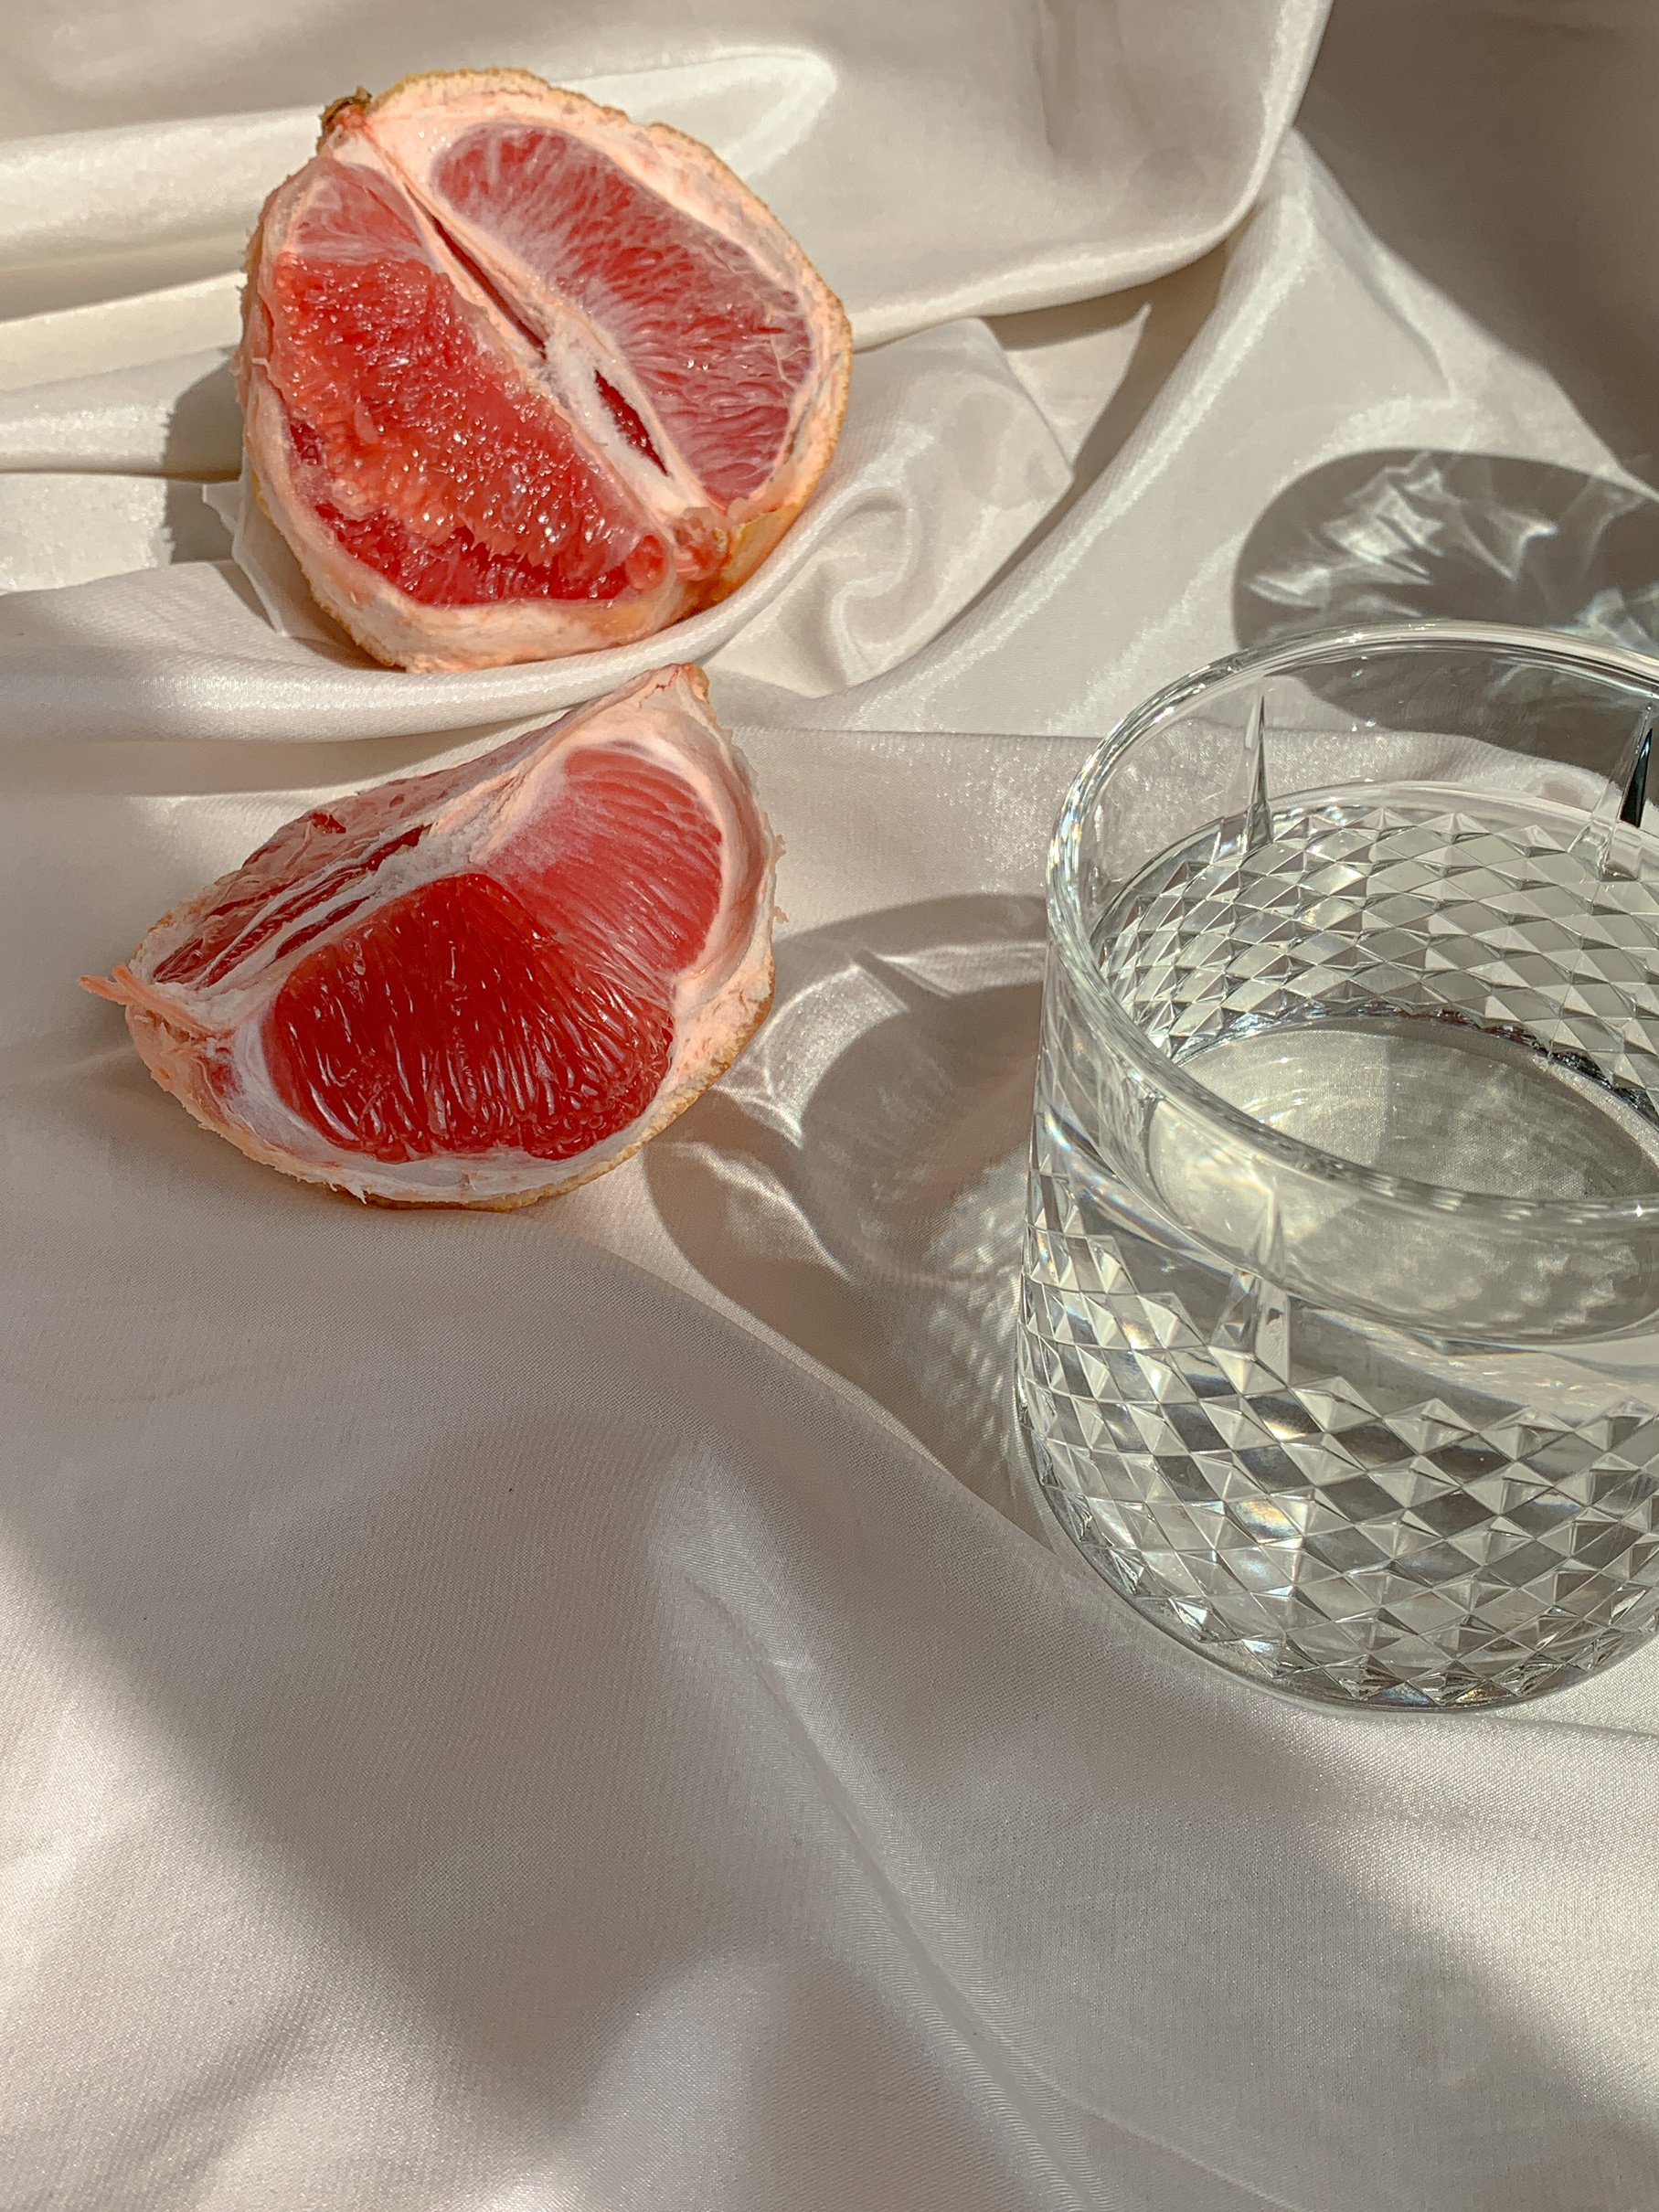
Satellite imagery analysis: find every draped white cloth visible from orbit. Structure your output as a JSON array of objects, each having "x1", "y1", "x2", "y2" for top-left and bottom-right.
[{"x1": 6, "y1": 5, "x2": 1659, "y2": 2207}]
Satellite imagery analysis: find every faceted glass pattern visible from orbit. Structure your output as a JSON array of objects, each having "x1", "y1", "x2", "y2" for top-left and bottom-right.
[
  {"x1": 1103, "y1": 801, "x2": 1659, "y2": 1106},
  {"x1": 1019, "y1": 1154, "x2": 1659, "y2": 1706},
  {"x1": 1019, "y1": 634, "x2": 1659, "y2": 1708}
]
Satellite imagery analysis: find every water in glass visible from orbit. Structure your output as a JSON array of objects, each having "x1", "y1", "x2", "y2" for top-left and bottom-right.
[{"x1": 1019, "y1": 775, "x2": 1659, "y2": 1705}]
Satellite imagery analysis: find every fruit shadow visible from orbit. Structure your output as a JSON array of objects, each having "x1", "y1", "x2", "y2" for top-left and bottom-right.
[
  {"x1": 160, "y1": 356, "x2": 244, "y2": 566},
  {"x1": 157, "y1": 352, "x2": 371, "y2": 666},
  {"x1": 646, "y1": 891, "x2": 1048, "y2": 1536}
]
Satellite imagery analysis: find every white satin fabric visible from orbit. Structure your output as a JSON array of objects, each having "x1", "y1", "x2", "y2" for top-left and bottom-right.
[{"x1": 6, "y1": 5, "x2": 1659, "y2": 2207}]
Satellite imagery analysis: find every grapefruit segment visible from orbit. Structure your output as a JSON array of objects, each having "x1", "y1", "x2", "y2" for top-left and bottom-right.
[
  {"x1": 430, "y1": 122, "x2": 815, "y2": 505},
  {"x1": 493, "y1": 748, "x2": 725, "y2": 974},
  {"x1": 264, "y1": 873, "x2": 672, "y2": 1164},
  {"x1": 83, "y1": 665, "x2": 777, "y2": 1208},
  {"x1": 237, "y1": 70, "x2": 852, "y2": 672}
]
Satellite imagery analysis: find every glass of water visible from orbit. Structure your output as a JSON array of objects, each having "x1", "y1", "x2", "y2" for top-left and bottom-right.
[{"x1": 1016, "y1": 621, "x2": 1659, "y2": 1707}]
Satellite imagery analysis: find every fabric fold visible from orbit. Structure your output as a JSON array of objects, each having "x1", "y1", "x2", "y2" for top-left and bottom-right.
[{"x1": 12, "y1": 7, "x2": 1659, "y2": 2209}]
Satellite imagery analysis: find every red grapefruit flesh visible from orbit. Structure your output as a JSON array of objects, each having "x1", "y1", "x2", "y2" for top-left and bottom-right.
[
  {"x1": 238, "y1": 69, "x2": 853, "y2": 672},
  {"x1": 82, "y1": 665, "x2": 778, "y2": 1208},
  {"x1": 269, "y1": 163, "x2": 662, "y2": 606},
  {"x1": 264, "y1": 873, "x2": 674, "y2": 1164}
]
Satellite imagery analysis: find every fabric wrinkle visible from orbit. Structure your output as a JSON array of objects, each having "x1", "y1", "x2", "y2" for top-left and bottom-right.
[{"x1": 8, "y1": 5, "x2": 1659, "y2": 2207}]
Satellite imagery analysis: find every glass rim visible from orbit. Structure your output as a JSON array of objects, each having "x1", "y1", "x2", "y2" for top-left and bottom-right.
[{"x1": 1049, "y1": 618, "x2": 1659, "y2": 1233}]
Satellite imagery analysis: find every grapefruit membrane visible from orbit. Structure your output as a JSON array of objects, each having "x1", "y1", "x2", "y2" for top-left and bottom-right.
[
  {"x1": 239, "y1": 69, "x2": 853, "y2": 671},
  {"x1": 82, "y1": 666, "x2": 778, "y2": 1207}
]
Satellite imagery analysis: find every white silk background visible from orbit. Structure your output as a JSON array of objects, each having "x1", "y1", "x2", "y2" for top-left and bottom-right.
[{"x1": 5, "y1": 5, "x2": 1659, "y2": 2207}]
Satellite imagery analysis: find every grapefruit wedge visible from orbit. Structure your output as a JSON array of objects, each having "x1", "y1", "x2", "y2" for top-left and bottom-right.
[
  {"x1": 239, "y1": 69, "x2": 853, "y2": 671},
  {"x1": 83, "y1": 666, "x2": 778, "y2": 1207}
]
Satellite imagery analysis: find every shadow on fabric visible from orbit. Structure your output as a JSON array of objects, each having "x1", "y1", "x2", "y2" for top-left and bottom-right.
[
  {"x1": 161, "y1": 355, "x2": 242, "y2": 568},
  {"x1": 161, "y1": 352, "x2": 372, "y2": 667},
  {"x1": 1301, "y1": 1, "x2": 1659, "y2": 480},
  {"x1": 646, "y1": 891, "x2": 1047, "y2": 1534},
  {"x1": 1234, "y1": 448, "x2": 1659, "y2": 657},
  {"x1": 966, "y1": 248, "x2": 1228, "y2": 619},
  {"x1": 1233, "y1": 449, "x2": 1659, "y2": 771},
  {"x1": 23, "y1": 873, "x2": 1659, "y2": 2207}
]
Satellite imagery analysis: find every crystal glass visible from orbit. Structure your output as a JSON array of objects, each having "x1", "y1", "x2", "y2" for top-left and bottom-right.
[{"x1": 1016, "y1": 621, "x2": 1659, "y2": 1707}]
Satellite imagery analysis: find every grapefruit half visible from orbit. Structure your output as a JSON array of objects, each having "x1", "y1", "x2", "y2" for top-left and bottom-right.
[
  {"x1": 83, "y1": 666, "x2": 778, "y2": 1207},
  {"x1": 238, "y1": 69, "x2": 852, "y2": 672}
]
